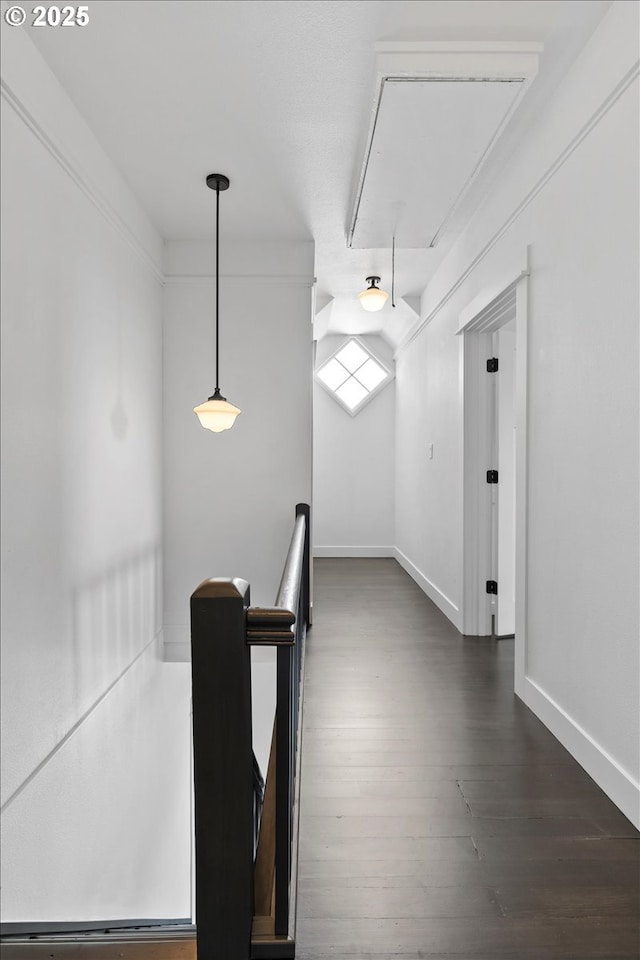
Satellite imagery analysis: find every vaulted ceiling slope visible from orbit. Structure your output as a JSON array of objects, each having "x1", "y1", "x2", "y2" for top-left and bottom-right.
[{"x1": 24, "y1": 0, "x2": 612, "y2": 347}]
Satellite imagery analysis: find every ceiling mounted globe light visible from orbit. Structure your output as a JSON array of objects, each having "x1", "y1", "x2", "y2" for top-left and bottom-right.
[
  {"x1": 194, "y1": 173, "x2": 241, "y2": 433},
  {"x1": 358, "y1": 275, "x2": 388, "y2": 312}
]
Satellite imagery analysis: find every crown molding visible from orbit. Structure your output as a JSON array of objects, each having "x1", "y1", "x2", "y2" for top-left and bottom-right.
[
  {"x1": 163, "y1": 273, "x2": 315, "y2": 286},
  {"x1": 1, "y1": 79, "x2": 164, "y2": 284}
]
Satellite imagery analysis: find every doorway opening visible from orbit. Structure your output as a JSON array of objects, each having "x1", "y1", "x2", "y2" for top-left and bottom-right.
[
  {"x1": 458, "y1": 267, "x2": 529, "y2": 674},
  {"x1": 491, "y1": 322, "x2": 516, "y2": 638}
]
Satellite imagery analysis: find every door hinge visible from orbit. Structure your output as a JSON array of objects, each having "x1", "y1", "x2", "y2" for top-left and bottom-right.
[
  {"x1": 486, "y1": 470, "x2": 499, "y2": 484},
  {"x1": 486, "y1": 580, "x2": 498, "y2": 595},
  {"x1": 486, "y1": 358, "x2": 499, "y2": 372}
]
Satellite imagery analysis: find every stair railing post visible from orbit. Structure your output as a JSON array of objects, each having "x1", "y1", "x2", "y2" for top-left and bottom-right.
[{"x1": 190, "y1": 577, "x2": 253, "y2": 960}]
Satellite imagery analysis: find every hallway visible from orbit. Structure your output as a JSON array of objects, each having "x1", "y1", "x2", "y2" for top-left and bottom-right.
[{"x1": 296, "y1": 559, "x2": 639, "y2": 959}]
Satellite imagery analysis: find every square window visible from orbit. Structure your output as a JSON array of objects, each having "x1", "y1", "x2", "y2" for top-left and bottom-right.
[{"x1": 315, "y1": 337, "x2": 393, "y2": 416}]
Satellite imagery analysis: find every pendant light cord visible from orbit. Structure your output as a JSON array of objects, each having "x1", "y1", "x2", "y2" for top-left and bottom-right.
[
  {"x1": 215, "y1": 182, "x2": 220, "y2": 391},
  {"x1": 391, "y1": 235, "x2": 396, "y2": 308}
]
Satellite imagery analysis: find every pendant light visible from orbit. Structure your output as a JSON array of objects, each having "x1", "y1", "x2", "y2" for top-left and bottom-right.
[
  {"x1": 193, "y1": 173, "x2": 241, "y2": 433},
  {"x1": 358, "y1": 275, "x2": 388, "y2": 312}
]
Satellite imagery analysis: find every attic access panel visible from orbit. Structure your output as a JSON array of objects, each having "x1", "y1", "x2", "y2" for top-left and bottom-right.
[
  {"x1": 350, "y1": 78, "x2": 520, "y2": 249},
  {"x1": 348, "y1": 44, "x2": 541, "y2": 250}
]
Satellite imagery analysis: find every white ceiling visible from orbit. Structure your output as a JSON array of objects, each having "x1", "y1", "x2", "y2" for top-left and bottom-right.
[{"x1": 22, "y1": 0, "x2": 612, "y2": 347}]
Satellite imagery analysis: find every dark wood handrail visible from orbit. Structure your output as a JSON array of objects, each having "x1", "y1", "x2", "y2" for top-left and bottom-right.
[
  {"x1": 247, "y1": 511, "x2": 306, "y2": 644},
  {"x1": 190, "y1": 503, "x2": 309, "y2": 960},
  {"x1": 246, "y1": 608, "x2": 295, "y2": 644},
  {"x1": 274, "y1": 510, "x2": 306, "y2": 613}
]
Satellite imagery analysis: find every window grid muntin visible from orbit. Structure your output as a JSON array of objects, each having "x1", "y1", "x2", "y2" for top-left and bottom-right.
[
  {"x1": 317, "y1": 357, "x2": 351, "y2": 391},
  {"x1": 352, "y1": 357, "x2": 387, "y2": 391},
  {"x1": 335, "y1": 339, "x2": 369, "y2": 373}
]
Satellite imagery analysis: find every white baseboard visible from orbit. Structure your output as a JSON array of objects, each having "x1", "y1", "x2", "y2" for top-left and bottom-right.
[
  {"x1": 164, "y1": 641, "x2": 190, "y2": 663},
  {"x1": 394, "y1": 548, "x2": 462, "y2": 632},
  {"x1": 518, "y1": 675, "x2": 640, "y2": 829},
  {"x1": 313, "y1": 545, "x2": 395, "y2": 558},
  {"x1": 163, "y1": 625, "x2": 188, "y2": 662}
]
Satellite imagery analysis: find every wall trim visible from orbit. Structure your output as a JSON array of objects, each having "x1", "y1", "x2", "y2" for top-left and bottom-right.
[
  {"x1": 518, "y1": 675, "x2": 640, "y2": 829},
  {"x1": 456, "y1": 269, "x2": 526, "y2": 334},
  {"x1": 394, "y1": 547, "x2": 462, "y2": 632},
  {"x1": 395, "y1": 58, "x2": 640, "y2": 357},
  {"x1": 164, "y1": 643, "x2": 189, "y2": 663},
  {"x1": 0, "y1": 79, "x2": 164, "y2": 284},
  {"x1": 163, "y1": 623, "x2": 189, "y2": 663},
  {"x1": 0, "y1": 630, "x2": 163, "y2": 815},
  {"x1": 313, "y1": 545, "x2": 395, "y2": 558}
]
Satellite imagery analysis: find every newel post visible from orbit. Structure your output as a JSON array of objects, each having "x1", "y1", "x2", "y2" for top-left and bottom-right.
[{"x1": 190, "y1": 577, "x2": 253, "y2": 960}]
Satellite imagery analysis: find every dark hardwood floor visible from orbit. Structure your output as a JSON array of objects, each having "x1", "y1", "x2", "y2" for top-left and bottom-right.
[{"x1": 295, "y1": 558, "x2": 640, "y2": 960}]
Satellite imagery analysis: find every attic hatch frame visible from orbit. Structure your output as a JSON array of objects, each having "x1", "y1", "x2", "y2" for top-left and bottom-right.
[{"x1": 348, "y1": 41, "x2": 542, "y2": 250}]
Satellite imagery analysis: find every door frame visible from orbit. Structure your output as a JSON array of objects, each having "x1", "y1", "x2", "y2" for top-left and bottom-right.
[{"x1": 457, "y1": 258, "x2": 529, "y2": 681}]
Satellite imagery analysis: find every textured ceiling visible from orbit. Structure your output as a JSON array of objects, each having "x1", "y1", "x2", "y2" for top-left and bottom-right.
[{"x1": 22, "y1": 0, "x2": 612, "y2": 345}]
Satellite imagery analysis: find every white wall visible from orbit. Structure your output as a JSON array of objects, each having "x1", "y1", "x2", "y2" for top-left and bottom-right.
[
  {"x1": 313, "y1": 335, "x2": 395, "y2": 556},
  {"x1": 162, "y1": 239, "x2": 314, "y2": 661},
  {"x1": 395, "y1": 1, "x2": 639, "y2": 825},
  {"x1": 395, "y1": 313, "x2": 464, "y2": 628},
  {"x1": 1, "y1": 30, "x2": 191, "y2": 920}
]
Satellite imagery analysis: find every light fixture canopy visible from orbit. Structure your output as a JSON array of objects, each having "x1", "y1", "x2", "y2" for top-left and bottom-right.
[
  {"x1": 194, "y1": 173, "x2": 241, "y2": 433},
  {"x1": 358, "y1": 275, "x2": 388, "y2": 312}
]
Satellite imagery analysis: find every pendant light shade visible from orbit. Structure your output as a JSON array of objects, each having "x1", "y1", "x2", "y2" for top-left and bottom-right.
[
  {"x1": 358, "y1": 275, "x2": 388, "y2": 312},
  {"x1": 194, "y1": 173, "x2": 241, "y2": 433},
  {"x1": 194, "y1": 388, "x2": 241, "y2": 433}
]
